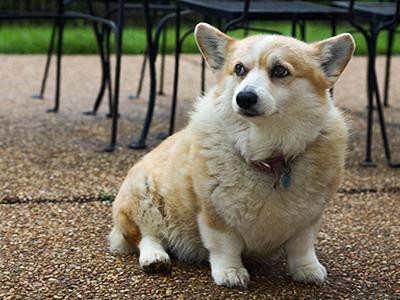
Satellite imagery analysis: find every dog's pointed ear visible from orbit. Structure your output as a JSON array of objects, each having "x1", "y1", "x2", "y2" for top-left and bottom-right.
[
  {"x1": 195, "y1": 23, "x2": 234, "y2": 72},
  {"x1": 314, "y1": 33, "x2": 355, "y2": 86}
]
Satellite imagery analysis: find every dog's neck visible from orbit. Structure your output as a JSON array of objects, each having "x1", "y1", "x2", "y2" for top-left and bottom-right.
[
  {"x1": 226, "y1": 109, "x2": 326, "y2": 163},
  {"x1": 229, "y1": 123, "x2": 283, "y2": 161},
  {"x1": 190, "y1": 88, "x2": 328, "y2": 164}
]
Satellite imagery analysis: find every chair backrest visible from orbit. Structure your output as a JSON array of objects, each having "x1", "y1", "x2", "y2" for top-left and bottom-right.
[
  {"x1": 222, "y1": 0, "x2": 251, "y2": 31},
  {"x1": 242, "y1": 0, "x2": 251, "y2": 19},
  {"x1": 348, "y1": 0, "x2": 399, "y2": 16},
  {"x1": 223, "y1": 0, "x2": 308, "y2": 32},
  {"x1": 328, "y1": 0, "x2": 399, "y2": 17},
  {"x1": 240, "y1": 0, "x2": 308, "y2": 18}
]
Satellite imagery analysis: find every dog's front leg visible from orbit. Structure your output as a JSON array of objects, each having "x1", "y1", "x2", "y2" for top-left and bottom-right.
[
  {"x1": 197, "y1": 212, "x2": 249, "y2": 288},
  {"x1": 286, "y1": 218, "x2": 327, "y2": 284}
]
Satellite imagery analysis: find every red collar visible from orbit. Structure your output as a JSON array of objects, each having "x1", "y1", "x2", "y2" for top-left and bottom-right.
[
  {"x1": 251, "y1": 154, "x2": 292, "y2": 189},
  {"x1": 250, "y1": 154, "x2": 285, "y2": 175}
]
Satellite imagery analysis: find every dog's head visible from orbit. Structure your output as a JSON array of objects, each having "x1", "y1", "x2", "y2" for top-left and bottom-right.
[
  {"x1": 194, "y1": 23, "x2": 355, "y2": 158},
  {"x1": 195, "y1": 23, "x2": 354, "y2": 122}
]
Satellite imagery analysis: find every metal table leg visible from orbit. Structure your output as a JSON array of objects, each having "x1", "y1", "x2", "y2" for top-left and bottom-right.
[
  {"x1": 47, "y1": 0, "x2": 65, "y2": 113},
  {"x1": 32, "y1": 20, "x2": 57, "y2": 100},
  {"x1": 360, "y1": 16, "x2": 400, "y2": 168},
  {"x1": 168, "y1": 4, "x2": 181, "y2": 136},
  {"x1": 383, "y1": 26, "x2": 395, "y2": 107},
  {"x1": 129, "y1": 49, "x2": 148, "y2": 100},
  {"x1": 104, "y1": 0, "x2": 125, "y2": 152},
  {"x1": 371, "y1": 33, "x2": 400, "y2": 168},
  {"x1": 129, "y1": 0, "x2": 158, "y2": 149},
  {"x1": 361, "y1": 21, "x2": 377, "y2": 167},
  {"x1": 158, "y1": 24, "x2": 167, "y2": 96},
  {"x1": 105, "y1": 27, "x2": 114, "y2": 119},
  {"x1": 83, "y1": 0, "x2": 110, "y2": 116}
]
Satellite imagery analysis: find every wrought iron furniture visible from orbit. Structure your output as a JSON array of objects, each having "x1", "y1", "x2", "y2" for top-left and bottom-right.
[
  {"x1": 0, "y1": 0, "x2": 126, "y2": 151},
  {"x1": 139, "y1": 0, "x2": 400, "y2": 168},
  {"x1": 337, "y1": 0, "x2": 400, "y2": 167},
  {"x1": 167, "y1": 0, "x2": 349, "y2": 135}
]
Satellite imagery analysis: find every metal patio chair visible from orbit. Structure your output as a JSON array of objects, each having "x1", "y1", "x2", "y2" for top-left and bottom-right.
[
  {"x1": 32, "y1": 0, "x2": 115, "y2": 120},
  {"x1": 130, "y1": 0, "x2": 350, "y2": 149},
  {"x1": 332, "y1": 0, "x2": 398, "y2": 108},
  {"x1": 34, "y1": 0, "x2": 174, "y2": 118},
  {"x1": 337, "y1": 0, "x2": 400, "y2": 167},
  {"x1": 138, "y1": 0, "x2": 400, "y2": 167},
  {"x1": 0, "y1": 0, "x2": 126, "y2": 151},
  {"x1": 164, "y1": 0, "x2": 349, "y2": 137}
]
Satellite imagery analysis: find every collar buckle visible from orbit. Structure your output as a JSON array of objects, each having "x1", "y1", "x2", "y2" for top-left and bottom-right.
[{"x1": 251, "y1": 154, "x2": 292, "y2": 189}]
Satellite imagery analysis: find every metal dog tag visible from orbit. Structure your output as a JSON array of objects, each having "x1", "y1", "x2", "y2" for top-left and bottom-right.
[{"x1": 279, "y1": 173, "x2": 291, "y2": 189}]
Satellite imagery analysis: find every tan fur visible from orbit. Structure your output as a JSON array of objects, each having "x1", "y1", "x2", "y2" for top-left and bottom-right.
[
  {"x1": 116, "y1": 210, "x2": 142, "y2": 253},
  {"x1": 109, "y1": 23, "x2": 353, "y2": 286},
  {"x1": 226, "y1": 35, "x2": 337, "y2": 98}
]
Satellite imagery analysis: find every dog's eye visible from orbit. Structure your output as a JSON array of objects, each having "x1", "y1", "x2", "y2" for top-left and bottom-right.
[
  {"x1": 271, "y1": 65, "x2": 289, "y2": 78},
  {"x1": 234, "y1": 63, "x2": 247, "y2": 77}
]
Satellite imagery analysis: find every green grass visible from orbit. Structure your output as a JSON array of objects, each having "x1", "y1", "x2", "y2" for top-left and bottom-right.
[
  {"x1": 0, "y1": 22, "x2": 398, "y2": 55},
  {"x1": 98, "y1": 193, "x2": 116, "y2": 202}
]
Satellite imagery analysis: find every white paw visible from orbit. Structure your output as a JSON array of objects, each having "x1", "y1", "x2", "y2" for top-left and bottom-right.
[
  {"x1": 212, "y1": 266, "x2": 250, "y2": 288},
  {"x1": 108, "y1": 227, "x2": 133, "y2": 254},
  {"x1": 290, "y1": 261, "x2": 327, "y2": 284},
  {"x1": 139, "y1": 250, "x2": 171, "y2": 272}
]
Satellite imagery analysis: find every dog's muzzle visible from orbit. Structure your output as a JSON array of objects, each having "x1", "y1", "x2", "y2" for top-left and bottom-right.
[{"x1": 236, "y1": 90, "x2": 262, "y2": 117}]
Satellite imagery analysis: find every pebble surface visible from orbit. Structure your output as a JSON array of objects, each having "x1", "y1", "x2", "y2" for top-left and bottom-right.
[{"x1": 1, "y1": 55, "x2": 399, "y2": 299}]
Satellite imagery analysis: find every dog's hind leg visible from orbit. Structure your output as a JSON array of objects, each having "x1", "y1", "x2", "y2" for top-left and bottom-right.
[
  {"x1": 109, "y1": 210, "x2": 141, "y2": 254},
  {"x1": 137, "y1": 197, "x2": 171, "y2": 272},
  {"x1": 109, "y1": 206, "x2": 171, "y2": 272},
  {"x1": 138, "y1": 235, "x2": 170, "y2": 272},
  {"x1": 110, "y1": 174, "x2": 171, "y2": 272}
]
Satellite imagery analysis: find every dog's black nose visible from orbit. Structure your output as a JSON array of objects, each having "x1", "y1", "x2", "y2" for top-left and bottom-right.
[{"x1": 236, "y1": 91, "x2": 258, "y2": 109}]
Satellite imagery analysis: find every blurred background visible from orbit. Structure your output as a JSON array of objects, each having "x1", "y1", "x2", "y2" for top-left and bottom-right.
[{"x1": 0, "y1": 0, "x2": 398, "y2": 55}]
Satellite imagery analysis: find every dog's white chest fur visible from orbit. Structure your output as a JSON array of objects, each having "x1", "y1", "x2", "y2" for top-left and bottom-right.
[
  {"x1": 201, "y1": 134, "x2": 321, "y2": 257},
  {"x1": 190, "y1": 100, "x2": 327, "y2": 258}
]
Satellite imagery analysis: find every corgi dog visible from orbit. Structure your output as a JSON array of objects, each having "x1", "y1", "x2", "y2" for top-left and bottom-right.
[{"x1": 109, "y1": 23, "x2": 354, "y2": 288}]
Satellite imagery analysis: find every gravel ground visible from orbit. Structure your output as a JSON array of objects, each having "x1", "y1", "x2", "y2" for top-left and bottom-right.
[{"x1": 0, "y1": 55, "x2": 399, "y2": 299}]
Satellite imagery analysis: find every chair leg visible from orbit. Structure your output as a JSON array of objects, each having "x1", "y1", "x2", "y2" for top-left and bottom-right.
[
  {"x1": 371, "y1": 62, "x2": 398, "y2": 167},
  {"x1": 300, "y1": 20, "x2": 306, "y2": 41},
  {"x1": 104, "y1": 0, "x2": 125, "y2": 152},
  {"x1": 168, "y1": 6, "x2": 181, "y2": 136},
  {"x1": 361, "y1": 32, "x2": 376, "y2": 167},
  {"x1": 83, "y1": 24, "x2": 108, "y2": 116},
  {"x1": 331, "y1": 18, "x2": 337, "y2": 36},
  {"x1": 104, "y1": 0, "x2": 114, "y2": 115},
  {"x1": 105, "y1": 28, "x2": 114, "y2": 119},
  {"x1": 243, "y1": 21, "x2": 250, "y2": 37},
  {"x1": 158, "y1": 24, "x2": 167, "y2": 96},
  {"x1": 371, "y1": 31, "x2": 399, "y2": 168},
  {"x1": 383, "y1": 27, "x2": 395, "y2": 107},
  {"x1": 32, "y1": 21, "x2": 57, "y2": 100},
  {"x1": 129, "y1": 49, "x2": 148, "y2": 100},
  {"x1": 217, "y1": 18, "x2": 222, "y2": 30},
  {"x1": 129, "y1": 0, "x2": 158, "y2": 149},
  {"x1": 291, "y1": 19, "x2": 297, "y2": 38},
  {"x1": 47, "y1": 15, "x2": 64, "y2": 113},
  {"x1": 157, "y1": 7, "x2": 183, "y2": 140}
]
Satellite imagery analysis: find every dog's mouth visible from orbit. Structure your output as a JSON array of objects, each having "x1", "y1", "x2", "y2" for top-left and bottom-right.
[{"x1": 238, "y1": 109, "x2": 264, "y2": 117}]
